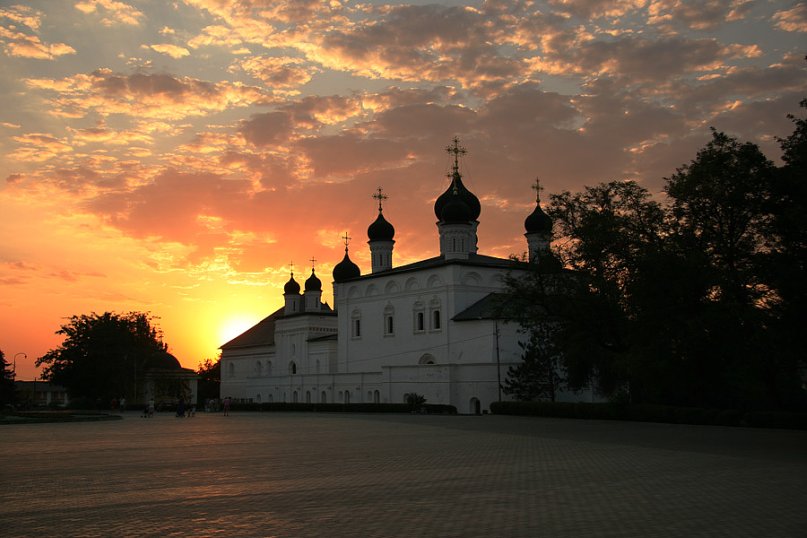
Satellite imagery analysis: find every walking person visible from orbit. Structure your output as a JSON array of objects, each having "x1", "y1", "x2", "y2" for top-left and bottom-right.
[{"x1": 223, "y1": 396, "x2": 231, "y2": 416}]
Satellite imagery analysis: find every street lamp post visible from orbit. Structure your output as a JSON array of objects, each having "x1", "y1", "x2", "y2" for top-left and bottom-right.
[{"x1": 12, "y1": 352, "x2": 26, "y2": 377}]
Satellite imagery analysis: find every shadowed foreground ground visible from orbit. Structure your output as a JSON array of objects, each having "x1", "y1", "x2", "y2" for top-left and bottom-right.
[{"x1": 1, "y1": 413, "x2": 805, "y2": 537}]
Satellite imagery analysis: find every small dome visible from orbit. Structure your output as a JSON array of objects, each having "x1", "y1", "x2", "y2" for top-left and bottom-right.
[
  {"x1": 304, "y1": 269, "x2": 322, "y2": 291},
  {"x1": 283, "y1": 274, "x2": 300, "y2": 294},
  {"x1": 435, "y1": 172, "x2": 481, "y2": 222},
  {"x1": 368, "y1": 211, "x2": 395, "y2": 242},
  {"x1": 144, "y1": 351, "x2": 181, "y2": 370},
  {"x1": 333, "y1": 251, "x2": 360, "y2": 282},
  {"x1": 441, "y1": 190, "x2": 473, "y2": 224},
  {"x1": 525, "y1": 202, "x2": 553, "y2": 234}
]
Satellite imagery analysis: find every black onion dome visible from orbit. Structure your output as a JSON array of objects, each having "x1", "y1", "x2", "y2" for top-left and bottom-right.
[
  {"x1": 367, "y1": 211, "x2": 395, "y2": 241},
  {"x1": 525, "y1": 202, "x2": 553, "y2": 234},
  {"x1": 284, "y1": 274, "x2": 301, "y2": 294},
  {"x1": 332, "y1": 251, "x2": 360, "y2": 282},
  {"x1": 304, "y1": 269, "x2": 322, "y2": 291},
  {"x1": 434, "y1": 172, "x2": 481, "y2": 221},
  {"x1": 144, "y1": 350, "x2": 182, "y2": 370},
  {"x1": 441, "y1": 190, "x2": 473, "y2": 224}
]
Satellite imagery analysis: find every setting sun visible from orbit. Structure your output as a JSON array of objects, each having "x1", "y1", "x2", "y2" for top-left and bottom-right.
[{"x1": 219, "y1": 316, "x2": 262, "y2": 347}]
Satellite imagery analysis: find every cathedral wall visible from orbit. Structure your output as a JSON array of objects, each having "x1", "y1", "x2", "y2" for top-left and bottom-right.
[{"x1": 335, "y1": 263, "x2": 521, "y2": 373}]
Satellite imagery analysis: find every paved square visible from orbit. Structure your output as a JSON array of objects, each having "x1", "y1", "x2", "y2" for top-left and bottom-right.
[{"x1": 2, "y1": 413, "x2": 806, "y2": 537}]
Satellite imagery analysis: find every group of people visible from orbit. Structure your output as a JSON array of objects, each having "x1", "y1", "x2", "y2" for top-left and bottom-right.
[
  {"x1": 133, "y1": 397, "x2": 232, "y2": 417},
  {"x1": 175, "y1": 399, "x2": 196, "y2": 418}
]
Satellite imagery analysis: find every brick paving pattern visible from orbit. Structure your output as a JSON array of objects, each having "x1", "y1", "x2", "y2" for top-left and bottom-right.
[{"x1": 1, "y1": 413, "x2": 806, "y2": 537}]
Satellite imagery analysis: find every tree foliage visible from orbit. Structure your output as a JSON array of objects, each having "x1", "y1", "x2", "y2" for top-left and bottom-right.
[
  {"x1": 503, "y1": 327, "x2": 562, "y2": 402},
  {"x1": 1, "y1": 349, "x2": 16, "y2": 407},
  {"x1": 36, "y1": 312, "x2": 175, "y2": 402},
  {"x1": 196, "y1": 356, "x2": 221, "y2": 403},
  {"x1": 501, "y1": 100, "x2": 807, "y2": 411}
]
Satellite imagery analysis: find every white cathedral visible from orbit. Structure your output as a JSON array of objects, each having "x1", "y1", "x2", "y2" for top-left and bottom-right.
[{"x1": 219, "y1": 139, "x2": 595, "y2": 414}]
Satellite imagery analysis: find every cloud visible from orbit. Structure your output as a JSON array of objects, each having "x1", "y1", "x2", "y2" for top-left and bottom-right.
[
  {"x1": 0, "y1": 7, "x2": 76, "y2": 60},
  {"x1": 25, "y1": 69, "x2": 269, "y2": 120},
  {"x1": 148, "y1": 44, "x2": 191, "y2": 59},
  {"x1": 88, "y1": 168, "x2": 253, "y2": 245},
  {"x1": 647, "y1": 0, "x2": 753, "y2": 30},
  {"x1": 548, "y1": 0, "x2": 649, "y2": 20},
  {"x1": 774, "y1": 4, "x2": 807, "y2": 32},
  {"x1": 231, "y1": 56, "x2": 318, "y2": 90},
  {"x1": 314, "y1": 4, "x2": 529, "y2": 92},
  {"x1": 74, "y1": 0, "x2": 144, "y2": 26},
  {"x1": 8, "y1": 133, "x2": 73, "y2": 163},
  {"x1": 240, "y1": 111, "x2": 294, "y2": 147}
]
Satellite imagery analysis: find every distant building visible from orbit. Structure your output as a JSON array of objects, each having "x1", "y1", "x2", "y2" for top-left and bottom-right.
[
  {"x1": 220, "y1": 139, "x2": 598, "y2": 413},
  {"x1": 15, "y1": 380, "x2": 69, "y2": 407}
]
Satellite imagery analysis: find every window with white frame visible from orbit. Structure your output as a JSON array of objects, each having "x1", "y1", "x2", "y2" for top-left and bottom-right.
[
  {"x1": 383, "y1": 304, "x2": 395, "y2": 336},
  {"x1": 413, "y1": 301, "x2": 425, "y2": 333},
  {"x1": 429, "y1": 297, "x2": 442, "y2": 331}
]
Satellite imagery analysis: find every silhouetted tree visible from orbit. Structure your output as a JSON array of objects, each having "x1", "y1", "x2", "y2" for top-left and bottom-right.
[
  {"x1": 503, "y1": 325, "x2": 562, "y2": 402},
  {"x1": 1, "y1": 349, "x2": 16, "y2": 407},
  {"x1": 36, "y1": 312, "x2": 175, "y2": 403},
  {"x1": 196, "y1": 356, "x2": 221, "y2": 404},
  {"x1": 542, "y1": 181, "x2": 666, "y2": 398}
]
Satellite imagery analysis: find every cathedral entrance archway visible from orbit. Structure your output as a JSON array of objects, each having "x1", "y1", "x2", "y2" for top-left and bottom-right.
[
  {"x1": 470, "y1": 397, "x2": 481, "y2": 415},
  {"x1": 418, "y1": 353, "x2": 435, "y2": 365}
]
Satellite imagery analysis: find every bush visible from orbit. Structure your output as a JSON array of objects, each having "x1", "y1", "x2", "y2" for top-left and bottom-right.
[
  {"x1": 489, "y1": 401, "x2": 807, "y2": 430},
  {"x1": 224, "y1": 402, "x2": 458, "y2": 415}
]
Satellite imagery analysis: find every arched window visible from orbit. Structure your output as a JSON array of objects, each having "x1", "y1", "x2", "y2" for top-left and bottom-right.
[
  {"x1": 266, "y1": 361, "x2": 272, "y2": 376},
  {"x1": 373, "y1": 390, "x2": 380, "y2": 404},
  {"x1": 293, "y1": 391, "x2": 298, "y2": 403},
  {"x1": 289, "y1": 361, "x2": 297, "y2": 375},
  {"x1": 419, "y1": 353, "x2": 436, "y2": 365},
  {"x1": 255, "y1": 361, "x2": 262, "y2": 376},
  {"x1": 429, "y1": 297, "x2": 442, "y2": 331},
  {"x1": 413, "y1": 301, "x2": 425, "y2": 333},
  {"x1": 306, "y1": 391, "x2": 311, "y2": 404},
  {"x1": 227, "y1": 362, "x2": 235, "y2": 378},
  {"x1": 321, "y1": 391, "x2": 327, "y2": 403},
  {"x1": 344, "y1": 391, "x2": 351, "y2": 404}
]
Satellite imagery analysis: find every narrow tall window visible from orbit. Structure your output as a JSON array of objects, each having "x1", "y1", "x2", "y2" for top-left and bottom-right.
[
  {"x1": 384, "y1": 304, "x2": 395, "y2": 336},
  {"x1": 433, "y1": 310, "x2": 441, "y2": 330},
  {"x1": 352, "y1": 309, "x2": 361, "y2": 338},
  {"x1": 417, "y1": 311, "x2": 424, "y2": 331}
]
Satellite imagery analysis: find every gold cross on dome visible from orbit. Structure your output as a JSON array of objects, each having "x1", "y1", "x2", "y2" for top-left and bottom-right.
[
  {"x1": 309, "y1": 256, "x2": 316, "y2": 269},
  {"x1": 531, "y1": 177, "x2": 544, "y2": 202},
  {"x1": 446, "y1": 136, "x2": 467, "y2": 173},
  {"x1": 372, "y1": 186, "x2": 388, "y2": 211},
  {"x1": 342, "y1": 232, "x2": 351, "y2": 249},
  {"x1": 289, "y1": 261, "x2": 294, "y2": 275}
]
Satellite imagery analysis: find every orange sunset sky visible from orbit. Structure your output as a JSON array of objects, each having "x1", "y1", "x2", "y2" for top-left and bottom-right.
[{"x1": 1, "y1": 1, "x2": 805, "y2": 379}]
